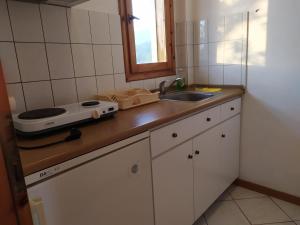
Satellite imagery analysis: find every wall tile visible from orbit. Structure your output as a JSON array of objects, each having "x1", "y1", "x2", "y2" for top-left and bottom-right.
[
  {"x1": 208, "y1": 17, "x2": 225, "y2": 43},
  {"x1": 194, "y1": 66, "x2": 209, "y2": 84},
  {"x1": 6, "y1": 83, "x2": 26, "y2": 113},
  {"x1": 40, "y1": 4, "x2": 69, "y2": 43},
  {"x1": 23, "y1": 81, "x2": 54, "y2": 110},
  {"x1": 8, "y1": 1, "x2": 43, "y2": 42},
  {"x1": 209, "y1": 42, "x2": 224, "y2": 65},
  {"x1": 209, "y1": 65, "x2": 224, "y2": 85},
  {"x1": 16, "y1": 43, "x2": 49, "y2": 82},
  {"x1": 176, "y1": 46, "x2": 187, "y2": 68},
  {"x1": 114, "y1": 73, "x2": 129, "y2": 90},
  {"x1": 194, "y1": 19, "x2": 208, "y2": 44},
  {"x1": 186, "y1": 45, "x2": 194, "y2": 67},
  {"x1": 144, "y1": 79, "x2": 156, "y2": 90},
  {"x1": 129, "y1": 80, "x2": 144, "y2": 89},
  {"x1": 111, "y1": 45, "x2": 125, "y2": 74},
  {"x1": 96, "y1": 75, "x2": 115, "y2": 94},
  {"x1": 76, "y1": 76, "x2": 97, "y2": 101},
  {"x1": 224, "y1": 65, "x2": 242, "y2": 85},
  {"x1": 194, "y1": 44, "x2": 209, "y2": 66},
  {"x1": 109, "y1": 14, "x2": 122, "y2": 44},
  {"x1": 187, "y1": 67, "x2": 194, "y2": 85},
  {"x1": 186, "y1": 21, "x2": 194, "y2": 45},
  {"x1": 225, "y1": 13, "x2": 243, "y2": 41},
  {"x1": 224, "y1": 40, "x2": 242, "y2": 65},
  {"x1": 175, "y1": 22, "x2": 186, "y2": 45},
  {"x1": 0, "y1": 0, "x2": 13, "y2": 41},
  {"x1": 72, "y1": 44, "x2": 95, "y2": 77},
  {"x1": 93, "y1": 45, "x2": 113, "y2": 75},
  {"x1": 0, "y1": 42, "x2": 20, "y2": 83},
  {"x1": 67, "y1": 8, "x2": 91, "y2": 43},
  {"x1": 90, "y1": 11, "x2": 110, "y2": 44},
  {"x1": 52, "y1": 79, "x2": 77, "y2": 105},
  {"x1": 46, "y1": 43, "x2": 74, "y2": 79}
]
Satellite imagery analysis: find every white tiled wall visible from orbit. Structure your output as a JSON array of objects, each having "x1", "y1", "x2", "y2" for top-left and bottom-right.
[
  {"x1": 0, "y1": 0, "x2": 177, "y2": 113},
  {"x1": 193, "y1": 13, "x2": 248, "y2": 85}
]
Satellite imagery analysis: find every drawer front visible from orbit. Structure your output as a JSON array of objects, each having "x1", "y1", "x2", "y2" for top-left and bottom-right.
[
  {"x1": 151, "y1": 106, "x2": 221, "y2": 158},
  {"x1": 221, "y1": 98, "x2": 241, "y2": 121},
  {"x1": 203, "y1": 106, "x2": 221, "y2": 130}
]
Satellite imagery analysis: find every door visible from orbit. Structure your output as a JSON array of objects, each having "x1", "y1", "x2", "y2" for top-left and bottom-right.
[
  {"x1": 0, "y1": 62, "x2": 33, "y2": 225},
  {"x1": 220, "y1": 115, "x2": 240, "y2": 185},
  {"x1": 27, "y1": 139, "x2": 154, "y2": 225},
  {"x1": 193, "y1": 125, "x2": 224, "y2": 220},
  {"x1": 152, "y1": 140, "x2": 194, "y2": 225}
]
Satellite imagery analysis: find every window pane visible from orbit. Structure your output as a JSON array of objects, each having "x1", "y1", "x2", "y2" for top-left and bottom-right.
[{"x1": 132, "y1": 0, "x2": 167, "y2": 64}]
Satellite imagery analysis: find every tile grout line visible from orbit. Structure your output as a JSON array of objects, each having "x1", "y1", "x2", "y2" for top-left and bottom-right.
[
  {"x1": 5, "y1": 0, "x2": 28, "y2": 112},
  {"x1": 87, "y1": 10, "x2": 99, "y2": 96},
  {"x1": 38, "y1": 3, "x2": 56, "y2": 108},
  {"x1": 66, "y1": 8, "x2": 80, "y2": 103},
  {"x1": 269, "y1": 196, "x2": 297, "y2": 224},
  {"x1": 230, "y1": 191, "x2": 255, "y2": 225}
]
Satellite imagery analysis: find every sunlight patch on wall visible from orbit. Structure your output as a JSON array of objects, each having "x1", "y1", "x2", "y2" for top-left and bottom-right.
[{"x1": 248, "y1": 1, "x2": 269, "y2": 66}]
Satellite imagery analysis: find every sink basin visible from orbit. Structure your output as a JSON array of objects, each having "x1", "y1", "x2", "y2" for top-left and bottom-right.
[{"x1": 160, "y1": 91, "x2": 215, "y2": 101}]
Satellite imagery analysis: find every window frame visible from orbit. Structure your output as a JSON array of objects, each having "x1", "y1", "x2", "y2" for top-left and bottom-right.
[{"x1": 119, "y1": 0, "x2": 176, "y2": 82}]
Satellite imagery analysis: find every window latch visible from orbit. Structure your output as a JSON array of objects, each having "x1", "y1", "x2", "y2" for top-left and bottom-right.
[{"x1": 128, "y1": 14, "x2": 140, "y2": 23}]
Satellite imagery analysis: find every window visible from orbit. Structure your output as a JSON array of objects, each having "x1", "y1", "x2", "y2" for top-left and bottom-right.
[{"x1": 119, "y1": 0, "x2": 175, "y2": 81}]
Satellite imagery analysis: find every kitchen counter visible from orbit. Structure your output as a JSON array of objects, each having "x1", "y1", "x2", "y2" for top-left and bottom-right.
[{"x1": 18, "y1": 87, "x2": 244, "y2": 176}]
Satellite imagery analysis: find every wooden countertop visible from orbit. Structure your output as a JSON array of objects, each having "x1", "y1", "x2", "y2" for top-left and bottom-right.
[{"x1": 18, "y1": 88, "x2": 244, "y2": 176}]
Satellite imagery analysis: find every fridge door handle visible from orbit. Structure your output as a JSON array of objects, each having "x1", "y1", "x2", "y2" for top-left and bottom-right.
[{"x1": 30, "y1": 198, "x2": 47, "y2": 225}]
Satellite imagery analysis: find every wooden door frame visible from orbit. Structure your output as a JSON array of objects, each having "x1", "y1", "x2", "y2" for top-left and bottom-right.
[{"x1": 0, "y1": 62, "x2": 33, "y2": 225}]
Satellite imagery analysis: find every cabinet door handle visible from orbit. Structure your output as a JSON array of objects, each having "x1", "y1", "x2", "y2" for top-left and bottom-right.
[
  {"x1": 221, "y1": 134, "x2": 226, "y2": 138},
  {"x1": 206, "y1": 117, "x2": 211, "y2": 122},
  {"x1": 188, "y1": 154, "x2": 193, "y2": 159},
  {"x1": 230, "y1": 107, "x2": 235, "y2": 111},
  {"x1": 195, "y1": 150, "x2": 200, "y2": 155},
  {"x1": 172, "y1": 133, "x2": 178, "y2": 138}
]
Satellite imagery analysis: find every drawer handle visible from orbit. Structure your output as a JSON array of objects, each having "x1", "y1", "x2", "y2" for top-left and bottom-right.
[
  {"x1": 172, "y1": 133, "x2": 178, "y2": 138},
  {"x1": 230, "y1": 107, "x2": 235, "y2": 111},
  {"x1": 188, "y1": 154, "x2": 193, "y2": 159},
  {"x1": 221, "y1": 134, "x2": 226, "y2": 138},
  {"x1": 206, "y1": 117, "x2": 211, "y2": 122},
  {"x1": 195, "y1": 150, "x2": 200, "y2": 155},
  {"x1": 131, "y1": 164, "x2": 139, "y2": 174}
]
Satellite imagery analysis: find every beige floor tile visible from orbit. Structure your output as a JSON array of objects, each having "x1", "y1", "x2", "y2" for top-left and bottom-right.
[
  {"x1": 264, "y1": 223, "x2": 296, "y2": 225},
  {"x1": 194, "y1": 216, "x2": 207, "y2": 225},
  {"x1": 231, "y1": 186, "x2": 266, "y2": 199},
  {"x1": 205, "y1": 201, "x2": 250, "y2": 225},
  {"x1": 218, "y1": 189, "x2": 233, "y2": 201},
  {"x1": 236, "y1": 197, "x2": 291, "y2": 224},
  {"x1": 272, "y1": 198, "x2": 300, "y2": 221}
]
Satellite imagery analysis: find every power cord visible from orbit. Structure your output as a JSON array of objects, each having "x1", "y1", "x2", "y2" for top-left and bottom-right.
[{"x1": 18, "y1": 128, "x2": 82, "y2": 150}]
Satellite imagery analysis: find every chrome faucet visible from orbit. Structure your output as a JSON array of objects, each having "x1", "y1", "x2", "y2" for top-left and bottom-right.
[{"x1": 159, "y1": 77, "x2": 184, "y2": 95}]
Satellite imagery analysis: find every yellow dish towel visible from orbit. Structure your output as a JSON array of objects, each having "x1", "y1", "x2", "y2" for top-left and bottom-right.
[{"x1": 195, "y1": 87, "x2": 222, "y2": 93}]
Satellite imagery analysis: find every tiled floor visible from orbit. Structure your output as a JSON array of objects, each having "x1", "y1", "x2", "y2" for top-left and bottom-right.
[{"x1": 195, "y1": 185, "x2": 300, "y2": 225}]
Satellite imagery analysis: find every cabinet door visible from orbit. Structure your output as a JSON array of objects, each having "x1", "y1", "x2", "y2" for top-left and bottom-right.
[
  {"x1": 152, "y1": 141, "x2": 194, "y2": 225},
  {"x1": 193, "y1": 125, "x2": 224, "y2": 219},
  {"x1": 27, "y1": 139, "x2": 154, "y2": 225},
  {"x1": 220, "y1": 115, "x2": 240, "y2": 186}
]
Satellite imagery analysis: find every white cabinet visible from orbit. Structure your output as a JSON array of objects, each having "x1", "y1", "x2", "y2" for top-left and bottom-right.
[
  {"x1": 152, "y1": 141, "x2": 194, "y2": 225},
  {"x1": 193, "y1": 115, "x2": 240, "y2": 219},
  {"x1": 193, "y1": 125, "x2": 224, "y2": 219},
  {"x1": 27, "y1": 139, "x2": 154, "y2": 225},
  {"x1": 152, "y1": 98, "x2": 241, "y2": 225},
  {"x1": 219, "y1": 114, "x2": 240, "y2": 185}
]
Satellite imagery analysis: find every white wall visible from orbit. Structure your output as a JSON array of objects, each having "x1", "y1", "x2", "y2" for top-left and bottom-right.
[
  {"x1": 75, "y1": 0, "x2": 119, "y2": 14},
  {"x1": 192, "y1": 0, "x2": 300, "y2": 197}
]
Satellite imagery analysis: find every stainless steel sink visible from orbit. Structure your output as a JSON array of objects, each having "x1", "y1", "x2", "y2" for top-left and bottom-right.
[{"x1": 160, "y1": 91, "x2": 215, "y2": 101}]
